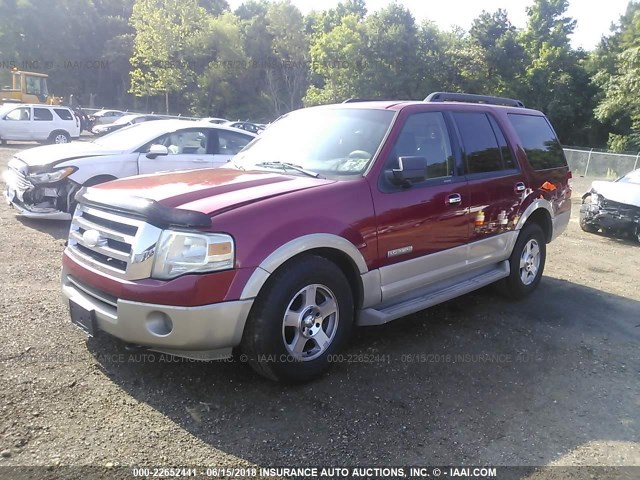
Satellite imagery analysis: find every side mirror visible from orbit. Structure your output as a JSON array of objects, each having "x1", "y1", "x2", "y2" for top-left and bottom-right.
[
  {"x1": 388, "y1": 156, "x2": 427, "y2": 186},
  {"x1": 146, "y1": 144, "x2": 169, "y2": 159}
]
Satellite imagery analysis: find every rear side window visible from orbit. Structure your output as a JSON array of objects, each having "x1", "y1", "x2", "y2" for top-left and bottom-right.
[
  {"x1": 54, "y1": 109, "x2": 73, "y2": 121},
  {"x1": 508, "y1": 114, "x2": 567, "y2": 170},
  {"x1": 453, "y1": 112, "x2": 506, "y2": 174},
  {"x1": 217, "y1": 130, "x2": 253, "y2": 155},
  {"x1": 34, "y1": 108, "x2": 53, "y2": 121},
  {"x1": 487, "y1": 115, "x2": 516, "y2": 169}
]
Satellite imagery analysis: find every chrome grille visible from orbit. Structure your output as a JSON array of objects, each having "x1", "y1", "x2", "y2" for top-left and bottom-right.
[
  {"x1": 67, "y1": 204, "x2": 163, "y2": 280},
  {"x1": 6, "y1": 158, "x2": 33, "y2": 191}
]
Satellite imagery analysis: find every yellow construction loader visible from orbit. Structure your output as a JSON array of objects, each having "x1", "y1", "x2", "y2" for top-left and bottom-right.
[{"x1": 1, "y1": 68, "x2": 63, "y2": 105}]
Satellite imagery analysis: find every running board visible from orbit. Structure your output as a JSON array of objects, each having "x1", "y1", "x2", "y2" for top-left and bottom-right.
[{"x1": 357, "y1": 261, "x2": 510, "y2": 326}]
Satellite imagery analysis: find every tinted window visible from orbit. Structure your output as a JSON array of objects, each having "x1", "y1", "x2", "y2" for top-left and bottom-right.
[
  {"x1": 218, "y1": 130, "x2": 253, "y2": 155},
  {"x1": 488, "y1": 115, "x2": 516, "y2": 169},
  {"x1": 453, "y1": 112, "x2": 503, "y2": 174},
  {"x1": 34, "y1": 108, "x2": 53, "y2": 121},
  {"x1": 385, "y1": 111, "x2": 453, "y2": 179},
  {"x1": 508, "y1": 114, "x2": 567, "y2": 170},
  {"x1": 54, "y1": 109, "x2": 73, "y2": 121}
]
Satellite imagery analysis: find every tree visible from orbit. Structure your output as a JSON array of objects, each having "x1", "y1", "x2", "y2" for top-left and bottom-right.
[
  {"x1": 264, "y1": 1, "x2": 309, "y2": 115},
  {"x1": 188, "y1": 12, "x2": 253, "y2": 118},
  {"x1": 518, "y1": 0, "x2": 594, "y2": 144},
  {"x1": 198, "y1": 0, "x2": 228, "y2": 15},
  {"x1": 305, "y1": 14, "x2": 369, "y2": 105},
  {"x1": 129, "y1": 0, "x2": 208, "y2": 113},
  {"x1": 469, "y1": 10, "x2": 526, "y2": 96},
  {"x1": 591, "y1": 2, "x2": 640, "y2": 151},
  {"x1": 363, "y1": 3, "x2": 420, "y2": 99}
]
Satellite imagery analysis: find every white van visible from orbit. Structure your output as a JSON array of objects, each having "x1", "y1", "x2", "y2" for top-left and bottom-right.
[{"x1": 0, "y1": 104, "x2": 81, "y2": 144}]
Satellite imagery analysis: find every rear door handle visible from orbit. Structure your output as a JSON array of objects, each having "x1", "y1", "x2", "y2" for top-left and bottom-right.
[
  {"x1": 192, "y1": 158, "x2": 207, "y2": 163},
  {"x1": 447, "y1": 193, "x2": 462, "y2": 205},
  {"x1": 515, "y1": 182, "x2": 526, "y2": 193}
]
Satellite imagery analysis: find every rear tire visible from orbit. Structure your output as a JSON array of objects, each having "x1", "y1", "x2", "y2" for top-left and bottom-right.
[
  {"x1": 50, "y1": 131, "x2": 70, "y2": 144},
  {"x1": 241, "y1": 255, "x2": 354, "y2": 383},
  {"x1": 500, "y1": 223, "x2": 546, "y2": 299}
]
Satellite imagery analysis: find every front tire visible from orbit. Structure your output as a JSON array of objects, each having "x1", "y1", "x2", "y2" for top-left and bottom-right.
[
  {"x1": 500, "y1": 223, "x2": 546, "y2": 299},
  {"x1": 241, "y1": 255, "x2": 354, "y2": 383}
]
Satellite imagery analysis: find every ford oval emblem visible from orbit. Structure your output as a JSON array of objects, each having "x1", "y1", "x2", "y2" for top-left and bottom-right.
[{"x1": 82, "y1": 229, "x2": 106, "y2": 248}]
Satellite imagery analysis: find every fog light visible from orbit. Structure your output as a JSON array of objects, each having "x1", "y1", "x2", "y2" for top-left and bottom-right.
[{"x1": 145, "y1": 312, "x2": 173, "y2": 337}]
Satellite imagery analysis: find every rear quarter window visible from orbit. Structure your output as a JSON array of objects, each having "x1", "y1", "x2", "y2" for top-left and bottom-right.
[
  {"x1": 508, "y1": 114, "x2": 567, "y2": 170},
  {"x1": 54, "y1": 109, "x2": 74, "y2": 121}
]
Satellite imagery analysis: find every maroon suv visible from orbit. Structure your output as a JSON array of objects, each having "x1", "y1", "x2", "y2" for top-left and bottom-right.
[{"x1": 61, "y1": 92, "x2": 572, "y2": 382}]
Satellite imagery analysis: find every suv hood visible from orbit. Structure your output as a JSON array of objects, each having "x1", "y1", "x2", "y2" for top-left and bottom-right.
[
  {"x1": 88, "y1": 168, "x2": 336, "y2": 216},
  {"x1": 15, "y1": 142, "x2": 125, "y2": 167}
]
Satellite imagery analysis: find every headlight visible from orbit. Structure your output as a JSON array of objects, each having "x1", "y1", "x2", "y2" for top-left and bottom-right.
[
  {"x1": 151, "y1": 231, "x2": 235, "y2": 280},
  {"x1": 28, "y1": 166, "x2": 76, "y2": 184}
]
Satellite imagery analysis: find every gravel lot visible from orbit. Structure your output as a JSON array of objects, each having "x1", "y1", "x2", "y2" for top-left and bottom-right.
[{"x1": 0, "y1": 142, "x2": 638, "y2": 478}]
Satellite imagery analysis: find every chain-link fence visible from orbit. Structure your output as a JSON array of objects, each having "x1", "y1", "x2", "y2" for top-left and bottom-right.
[{"x1": 564, "y1": 147, "x2": 640, "y2": 178}]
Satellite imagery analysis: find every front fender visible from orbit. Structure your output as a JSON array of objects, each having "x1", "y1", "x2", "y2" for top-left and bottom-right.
[{"x1": 239, "y1": 233, "x2": 369, "y2": 301}]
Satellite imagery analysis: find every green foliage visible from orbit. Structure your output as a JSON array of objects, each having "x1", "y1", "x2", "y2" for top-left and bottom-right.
[
  {"x1": 0, "y1": 0, "x2": 637, "y2": 148},
  {"x1": 592, "y1": 3, "x2": 640, "y2": 151},
  {"x1": 129, "y1": 0, "x2": 208, "y2": 112},
  {"x1": 0, "y1": 0, "x2": 135, "y2": 106}
]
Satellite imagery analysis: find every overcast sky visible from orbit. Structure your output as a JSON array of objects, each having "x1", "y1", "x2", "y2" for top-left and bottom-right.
[{"x1": 227, "y1": 0, "x2": 632, "y2": 50}]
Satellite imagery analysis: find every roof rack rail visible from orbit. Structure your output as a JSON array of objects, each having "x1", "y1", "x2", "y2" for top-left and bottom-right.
[
  {"x1": 424, "y1": 92, "x2": 525, "y2": 108},
  {"x1": 342, "y1": 98, "x2": 394, "y2": 103}
]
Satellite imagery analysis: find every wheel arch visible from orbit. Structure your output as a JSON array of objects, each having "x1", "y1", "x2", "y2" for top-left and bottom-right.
[
  {"x1": 49, "y1": 129, "x2": 71, "y2": 142},
  {"x1": 84, "y1": 174, "x2": 118, "y2": 187},
  {"x1": 240, "y1": 234, "x2": 370, "y2": 308},
  {"x1": 516, "y1": 200, "x2": 553, "y2": 243}
]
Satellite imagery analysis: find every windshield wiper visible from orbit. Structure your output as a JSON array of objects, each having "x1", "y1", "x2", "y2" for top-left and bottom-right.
[
  {"x1": 254, "y1": 161, "x2": 322, "y2": 178},
  {"x1": 231, "y1": 159, "x2": 245, "y2": 171}
]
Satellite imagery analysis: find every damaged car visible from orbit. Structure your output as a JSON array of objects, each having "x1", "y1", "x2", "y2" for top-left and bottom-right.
[
  {"x1": 3, "y1": 119, "x2": 255, "y2": 220},
  {"x1": 579, "y1": 168, "x2": 640, "y2": 242}
]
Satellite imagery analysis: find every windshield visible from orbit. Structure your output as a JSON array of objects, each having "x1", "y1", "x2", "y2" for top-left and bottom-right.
[
  {"x1": 0, "y1": 103, "x2": 17, "y2": 116},
  {"x1": 92, "y1": 121, "x2": 170, "y2": 150},
  {"x1": 233, "y1": 107, "x2": 395, "y2": 176}
]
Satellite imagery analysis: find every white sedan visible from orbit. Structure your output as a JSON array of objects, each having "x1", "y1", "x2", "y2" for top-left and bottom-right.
[{"x1": 3, "y1": 119, "x2": 256, "y2": 219}]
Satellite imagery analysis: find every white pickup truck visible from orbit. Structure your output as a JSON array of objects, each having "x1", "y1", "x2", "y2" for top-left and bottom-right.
[{"x1": 3, "y1": 119, "x2": 255, "y2": 219}]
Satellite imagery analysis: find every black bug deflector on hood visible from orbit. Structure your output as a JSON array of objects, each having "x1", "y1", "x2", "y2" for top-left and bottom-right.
[{"x1": 76, "y1": 187, "x2": 211, "y2": 230}]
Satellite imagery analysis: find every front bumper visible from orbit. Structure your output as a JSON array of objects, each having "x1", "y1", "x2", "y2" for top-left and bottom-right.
[
  {"x1": 4, "y1": 167, "x2": 73, "y2": 220},
  {"x1": 580, "y1": 197, "x2": 640, "y2": 231},
  {"x1": 61, "y1": 267, "x2": 253, "y2": 360},
  {"x1": 4, "y1": 189, "x2": 72, "y2": 220}
]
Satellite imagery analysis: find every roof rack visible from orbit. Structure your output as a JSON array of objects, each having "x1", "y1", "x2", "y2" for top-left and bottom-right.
[
  {"x1": 424, "y1": 92, "x2": 525, "y2": 108},
  {"x1": 342, "y1": 98, "x2": 394, "y2": 103}
]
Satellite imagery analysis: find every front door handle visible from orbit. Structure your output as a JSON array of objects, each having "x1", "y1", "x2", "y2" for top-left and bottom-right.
[
  {"x1": 447, "y1": 193, "x2": 462, "y2": 205},
  {"x1": 192, "y1": 158, "x2": 207, "y2": 163},
  {"x1": 514, "y1": 182, "x2": 526, "y2": 193}
]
